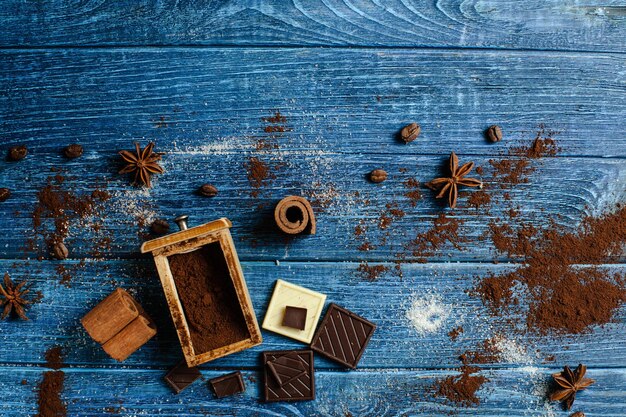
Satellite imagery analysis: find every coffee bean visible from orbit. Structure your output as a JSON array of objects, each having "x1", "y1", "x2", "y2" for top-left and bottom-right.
[
  {"x1": 63, "y1": 144, "x2": 83, "y2": 158},
  {"x1": 52, "y1": 242, "x2": 69, "y2": 260},
  {"x1": 400, "y1": 123, "x2": 420, "y2": 144},
  {"x1": 150, "y1": 219, "x2": 170, "y2": 235},
  {"x1": 8, "y1": 145, "x2": 27, "y2": 161},
  {"x1": 0, "y1": 188, "x2": 10, "y2": 202},
  {"x1": 486, "y1": 125, "x2": 503, "y2": 142},
  {"x1": 198, "y1": 184, "x2": 218, "y2": 197},
  {"x1": 369, "y1": 169, "x2": 388, "y2": 183}
]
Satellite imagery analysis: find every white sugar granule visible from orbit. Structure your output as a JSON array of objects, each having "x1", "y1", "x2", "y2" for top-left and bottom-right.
[
  {"x1": 110, "y1": 189, "x2": 157, "y2": 226},
  {"x1": 171, "y1": 137, "x2": 255, "y2": 155},
  {"x1": 405, "y1": 295, "x2": 451, "y2": 335},
  {"x1": 494, "y1": 336, "x2": 533, "y2": 364}
]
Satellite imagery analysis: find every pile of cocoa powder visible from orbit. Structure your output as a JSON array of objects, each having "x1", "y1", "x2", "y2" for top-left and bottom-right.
[
  {"x1": 348, "y1": 127, "x2": 624, "y2": 408},
  {"x1": 168, "y1": 243, "x2": 250, "y2": 354},
  {"x1": 432, "y1": 365, "x2": 487, "y2": 407},
  {"x1": 475, "y1": 205, "x2": 626, "y2": 334},
  {"x1": 430, "y1": 130, "x2": 626, "y2": 408},
  {"x1": 37, "y1": 346, "x2": 66, "y2": 417}
]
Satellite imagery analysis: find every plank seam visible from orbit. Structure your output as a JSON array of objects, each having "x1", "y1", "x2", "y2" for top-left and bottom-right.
[{"x1": 0, "y1": 44, "x2": 624, "y2": 56}]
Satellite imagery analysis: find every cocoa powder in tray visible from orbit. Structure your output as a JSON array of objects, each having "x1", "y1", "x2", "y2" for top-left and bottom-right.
[{"x1": 167, "y1": 243, "x2": 250, "y2": 354}]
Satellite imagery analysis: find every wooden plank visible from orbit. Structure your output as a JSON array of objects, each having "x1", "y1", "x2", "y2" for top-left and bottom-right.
[
  {"x1": 0, "y1": 260, "x2": 624, "y2": 369},
  {"x1": 4, "y1": 366, "x2": 625, "y2": 416},
  {"x1": 0, "y1": 49, "x2": 625, "y2": 159},
  {"x1": 0, "y1": 150, "x2": 623, "y2": 261},
  {"x1": 0, "y1": 1, "x2": 625, "y2": 52}
]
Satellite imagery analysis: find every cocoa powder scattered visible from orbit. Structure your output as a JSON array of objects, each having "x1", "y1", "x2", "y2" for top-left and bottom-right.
[
  {"x1": 432, "y1": 365, "x2": 487, "y2": 407},
  {"x1": 431, "y1": 337, "x2": 500, "y2": 408},
  {"x1": 37, "y1": 346, "x2": 66, "y2": 417},
  {"x1": 356, "y1": 262, "x2": 389, "y2": 281},
  {"x1": 488, "y1": 158, "x2": 533, "y2": 186},
  {"x1": 488, "y1": 127, "x2": 559, "y2": 188},
  {"x1": 379, "y1": 203, "x2": 405, "y2": 230},
  {"x1": 467, "y1": 190, "x2": 492, "y2": 211},
  {"x1": 262, "y1": 111, "x2": 287, "y2": 125},
  {"x1": 448, "y1": 326, "x2": 464, "y2": 341},
  {"x1": 245, "y1": 157, "x2": 278, "y2": 198},
  {"x1": 459, "y1": 338, "x2": 501, "y2": 365},
  {"x1": 403, "y1": 178, "x2": 422, "y2": 207},
  {"x1": 475, "y1": 206, "x2": 626, "y2": 334},
  {"x1": 406, "y1": 213, "x2": 465, "y2": 262},
  {"x1": 168, "y1": 243, "x2": 250, "y2": 354},
  {"x1": 30, "y1": 173, "x2": 110, "y2": 259}
]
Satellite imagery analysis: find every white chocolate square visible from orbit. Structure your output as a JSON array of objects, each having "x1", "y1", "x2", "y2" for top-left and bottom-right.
[{"x1": 262, "y1": 279, "x2": 327, "y2": 343}]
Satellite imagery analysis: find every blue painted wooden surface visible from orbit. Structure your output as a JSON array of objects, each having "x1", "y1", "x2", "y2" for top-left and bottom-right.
[{"x1": 0, "y1": 1, "x2": 625, "y2": 416}]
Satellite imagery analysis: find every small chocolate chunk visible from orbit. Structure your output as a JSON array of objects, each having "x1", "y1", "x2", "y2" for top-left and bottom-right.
[
  {"x1": 263, "y1": 350, "x2": 314, "y2": 402},
  {"x1": 310, "y1": 303, "x2": 376, "y2": 369},
  {"x1": 209, "y1": 371, "x2": 245, "y2": 399},
  {"x1": 400, "y1": 123, "x2": 420, "y2": 144},
  {"x1": 369, "y1": 169, "x2": 387, "y2": 184},
  {"x1": 486, "y1": 125, "x2": 503, "y2": 142},
  {"x1": 52, "y1": 242, "x2": 69, "y2": 260},
  {"x1": 0, "y1": 188, "x2": 10, "y2": 202},
  {"x1": 63, "y1": 144, "x2": 83, "y2": 158},
  {"x1": 164, "y1": 360, "x2": 201, "y2": 394},
  {"x1": 282, "y1": 306, "x2": 307, "y2": 331},
  {"x1": 150, "y1": 219, "x2": 170, "y2": 235},
  {"x1": 8, "y1": 145, "x2": 27, "y2": 161},
  {"x1": 267, "y1": 352, "x2": 307, "y2": 386},
  {"x1": 198, "y1": 184, "x2": 218, "y2": 197}
]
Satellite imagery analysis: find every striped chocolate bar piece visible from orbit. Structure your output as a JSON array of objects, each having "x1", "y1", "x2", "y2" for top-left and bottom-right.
[
  {"x1": 263, "y1": 350, "x2": 315, "y2": 402},
  {"x1": 267, "y1": 352, "x2": 307, "y2": 387},
  {"x1": 310, "y1": 303, "x2": 376, "y2": 369}
]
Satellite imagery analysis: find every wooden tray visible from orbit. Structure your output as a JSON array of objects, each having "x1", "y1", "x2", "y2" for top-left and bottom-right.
[{"x1": 141, "y1": 218, "x2": 262, "y2": 367}]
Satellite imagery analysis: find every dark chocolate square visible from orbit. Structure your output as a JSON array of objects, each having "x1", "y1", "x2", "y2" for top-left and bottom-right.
[
  {"x1": 310, "y1": 303, "x2": 376, "y2": 369},
  {"x1": 267, "y1": 352, "x2": 307, "y2": 387},
  {"x1": 282, "y1": 306, "x2": 308, "y2": 330},
  {"x1": 164, "y1": 361, "x2": 201, "y2": 394},
  {"x1": 262, "y1": 350, "x2": 315, "y2": 402},
  {"x1": 209, "y1": 371, "x2": 245, "y2": 399}
]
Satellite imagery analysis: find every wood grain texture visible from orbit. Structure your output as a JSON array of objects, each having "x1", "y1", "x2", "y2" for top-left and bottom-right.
[
  {"x1": 0, "y1": 5, "x2": 625, "y2": 413},
  {"x1": 0, "y1": 150, "x2": 623, "y2": 261},
  {"x1": 1, "y1": 49, "x2": 624, "y2": 158},
  {"x1": 0, "y1": 0, "x2": 625, "y2": 52},
  {"x1": 3, "y1": 366, "x2": 625, "y2": 416},
  {"x1": 0, "y1": 260, "x2": 624, "y2": 370}
]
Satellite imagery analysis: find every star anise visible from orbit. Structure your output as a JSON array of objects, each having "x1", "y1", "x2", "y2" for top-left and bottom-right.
[
  {"x1": 550, "y1": 364, "x2": 595, "y2": 410},
  {"x1": 119, "y1": 142, "x2": 164, "y2": 188},
  {"x1": 426, "y1": 152, "x2": 482, "y2": 208},
  {"x1": 0, "y1": 273, "x2": 32, "y2": 320}
]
